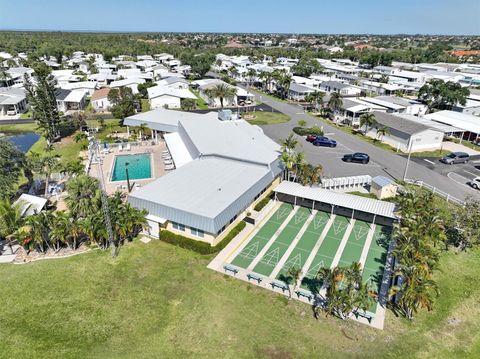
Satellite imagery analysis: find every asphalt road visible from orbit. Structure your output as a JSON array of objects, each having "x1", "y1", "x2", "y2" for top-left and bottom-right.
[{"x1": 248, "y1": 88, "x2": 480, "y2": 201}]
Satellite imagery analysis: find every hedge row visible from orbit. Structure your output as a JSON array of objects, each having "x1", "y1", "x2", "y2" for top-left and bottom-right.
[
  {"x1": 159, "y1": 220, "x2": 247, "y2": 255},
  {"x1": 254, "y1": 192, "x2": 272, "y2": 212},
  {"x1": 293, "y1": 126, "x2": 324, "y2": 136}
]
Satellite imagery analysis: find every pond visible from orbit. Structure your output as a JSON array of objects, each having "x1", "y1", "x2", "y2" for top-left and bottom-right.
[{"x1": 1, "y1": 132, "x2": 41, "y2": 153}]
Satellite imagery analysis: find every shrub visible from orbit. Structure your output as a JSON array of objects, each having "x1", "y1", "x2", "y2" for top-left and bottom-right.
[
  {"x1": 254, "y1": 193, "x2": 272, "y2": 212},
  {"x1": 293, "y1": 126, "x2": 324, "y2": 136},
  {"x1": 159, "y1": 220, "x2": 246, "y2": 255}
]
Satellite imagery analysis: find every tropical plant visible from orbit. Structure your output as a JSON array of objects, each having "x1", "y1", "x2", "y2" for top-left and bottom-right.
[
  {"x1": 0, "y1": 198, "x2": 27, "y2": 253},
  {"x1": 327, "y1": 92, "x2": 343, "y2": 113},
  {"x1": 0, "y1": 139, "x2": 25, "y2": 200},
  {"x1": 284, "y1": 266, "x2": 302, "y2": 299},
  {"x1": 418, "y1": 79, "x2": 470, "y2": 112},
  {"x1": 65, "y1": 175, "x2": 102, "y2": 219},
  {"x1": 359, "y1": 113, "x2": 377, "y2": 133},
  {"x1": 376, "y1": 126, "x2": 390, "y2": 140},
  {"x1": 207, "y1": 83, "x2": 237, "y2": 108},
  {"x1": 28, "y1": 152, "x2": 61, "y2": 197}
]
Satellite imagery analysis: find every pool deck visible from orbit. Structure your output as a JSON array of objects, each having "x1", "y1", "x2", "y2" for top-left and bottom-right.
[{"x1": 89, "y1": 140, "x2": 167, "y2": 195}]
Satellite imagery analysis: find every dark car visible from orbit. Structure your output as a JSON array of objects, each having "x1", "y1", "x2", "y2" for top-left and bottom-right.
[
  {"x1": 312, "y1": 136, "x2": 337, "y2": 147},
  {"x1": 440, "y1": 152, "x2": 470, "y2": 165},
  {"x1": 306, "y1": 135, "x2": 317, "y2": 143},
  {"x1": 342, "y1": 153, "x2": 370, "y2": 164}
]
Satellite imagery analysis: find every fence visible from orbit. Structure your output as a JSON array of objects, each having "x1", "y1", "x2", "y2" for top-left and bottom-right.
[
  {"x1": 404, "y1": 179, "x2": 465, "y2": 206},
  {"x1": 321, "y1": 175, "x2": 372, "y2": 191}
]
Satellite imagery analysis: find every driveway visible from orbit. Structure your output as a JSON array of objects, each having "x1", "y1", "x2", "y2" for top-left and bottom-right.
[{"x1": 247, "y1": 88, "x2": 480, "y2": 201}]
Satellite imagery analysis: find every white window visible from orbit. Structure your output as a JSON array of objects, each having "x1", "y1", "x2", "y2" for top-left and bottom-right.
[
  {"x1": 191, "y1": 227, "x2": 204, "y2": 238},
  {"x1": 172, "y1": 222, "x2": 185, "y2": 232}
]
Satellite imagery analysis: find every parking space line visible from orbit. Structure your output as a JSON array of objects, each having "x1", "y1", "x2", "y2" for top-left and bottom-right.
[{"x1": 424, "y1": 159, "x2": 435, "y2": 165}]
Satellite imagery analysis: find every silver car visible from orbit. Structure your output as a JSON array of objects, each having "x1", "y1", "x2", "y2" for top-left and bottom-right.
[{"x1": 440, "y1": 152, "x2": 470, "y2": 165}]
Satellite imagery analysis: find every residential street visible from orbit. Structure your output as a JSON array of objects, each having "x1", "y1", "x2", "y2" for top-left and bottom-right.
[{"x1": 248, "y1": 89, "x2": 480, "y2": 201}]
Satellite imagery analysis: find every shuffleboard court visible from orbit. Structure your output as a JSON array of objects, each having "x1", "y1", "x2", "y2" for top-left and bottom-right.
[
  {"x1": 337, "y1": 220, "x2": 371, "y2": 267},
  {"x1": 230, "y1": 203, "x2": 294, "y2": 269},
  {"x1": 362, "y1": 225, "x2": 391, "y2": 293},
  {"x1": 276, "y1": 211, "x2": 330, "y2": 279},
  {"x1": 253, "y1": 207, "x2": 311, "y2": 276},
  {"x1": 301, "y1": 215, "x2": 350, "y2": 290}
]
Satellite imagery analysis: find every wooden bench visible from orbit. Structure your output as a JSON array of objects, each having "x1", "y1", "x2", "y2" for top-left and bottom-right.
[
  {"x1": 354, "y1": 310, "x2": 373, "y2": 323},
  {"x1": 270, "y1": 281, "x2": 289, "y2": 293},
  {"x1": 295, "y1": 290, "x2": 314, "y2": 302},
  {"x1": 247, "y1": 273, "x2": 262, "y2": 284},
  {"x1": 223, "y1": 265, "x2": 239, "y2": 276}
]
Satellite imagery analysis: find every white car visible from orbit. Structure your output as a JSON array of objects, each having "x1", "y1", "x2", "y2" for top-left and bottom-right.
[{"x1": 469, "y1": 177, "x2": 480, "y2": 190}]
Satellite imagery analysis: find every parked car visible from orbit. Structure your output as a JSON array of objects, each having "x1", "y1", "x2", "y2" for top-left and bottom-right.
[
  {"x1": 440, "y1": 152, "x2": 470, "y2": 165},
  {"x1": 468, "y1": 176, "x2": 480, "y2": 190},
  {"x1": 342, "y1": 153, "x2": 370, "y2": 164},
  {"x1": 306, "y1": 135, "x2": 317, "y2": 143},
  {"x1": 312, "y1": 136, "x2": 337, "y2": 147}
]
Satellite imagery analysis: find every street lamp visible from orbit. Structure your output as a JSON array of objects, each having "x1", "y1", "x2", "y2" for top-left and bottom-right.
[
  {"x1": 125, "y1": 162, "x2": 131, "y2": 193},
  {"x1": 402, "y1": 134, "x2": 420, "y2": 181}
]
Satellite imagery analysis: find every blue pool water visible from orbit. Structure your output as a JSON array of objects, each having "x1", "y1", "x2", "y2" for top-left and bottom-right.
[{"x1": 111, "y1": 153, "x2": 152, "y2": 181}]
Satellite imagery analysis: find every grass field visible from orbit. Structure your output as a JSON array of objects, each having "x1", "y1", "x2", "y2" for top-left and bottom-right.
[
  {"x1": 0, "y1": 240, "x2": 479, "y2": 358},
  {"x1": 244, "y1": 111, "x2": 290, "y2": 126}
]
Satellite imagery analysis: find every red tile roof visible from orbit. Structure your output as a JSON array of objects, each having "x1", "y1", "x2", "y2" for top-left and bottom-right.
[{"x1": 91, "y1": 87, "x2": 111, "y2": 101}]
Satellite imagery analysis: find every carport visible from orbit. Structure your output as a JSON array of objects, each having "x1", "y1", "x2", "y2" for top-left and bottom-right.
[{"x1": 274, "y1": 181, "x2": 398, "y2": 226}]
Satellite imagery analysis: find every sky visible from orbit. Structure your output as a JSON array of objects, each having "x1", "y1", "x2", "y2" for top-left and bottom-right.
[{"x1": 0, "y1": 0, "x2": 479, "y2": 35}]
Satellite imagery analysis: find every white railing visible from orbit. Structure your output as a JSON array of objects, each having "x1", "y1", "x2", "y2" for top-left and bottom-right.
[
  {"x1": 321, "y1": 175, "x2": 372, "y2": 191},
  {"x1": 404, "y1": 179, "x2": 465, "y2": 206}
]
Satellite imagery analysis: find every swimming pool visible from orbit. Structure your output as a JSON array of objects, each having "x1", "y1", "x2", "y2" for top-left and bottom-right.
[{"x1": 111, "y1": 153, "x2": 152, "y2": 182}]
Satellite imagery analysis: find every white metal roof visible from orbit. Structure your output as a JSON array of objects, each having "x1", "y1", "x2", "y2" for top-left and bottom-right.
[
  {"x1": 396, "y1": 114, "x2": 462, "y2": 133},
  {"x1": 164, "y1": 132, "x2": 194, "y2": 168},
  {"x1": 274, "y1": 181, "x2": 397, "y2": 219},
  {"x1": 13, "y1": 194, "x2": 47, "y2": 217},
  {"x1": 424, "y1": 110, "x2": 480, "y2": 134}
]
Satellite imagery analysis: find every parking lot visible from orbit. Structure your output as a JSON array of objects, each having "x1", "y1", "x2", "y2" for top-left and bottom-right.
[{"x1": 408, "y1": 154, "x2": 480, "y2": 194}]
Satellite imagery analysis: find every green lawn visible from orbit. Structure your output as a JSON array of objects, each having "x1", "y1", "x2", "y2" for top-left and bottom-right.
[
  {"x1": 410, "y1": 149, "x2": 451, "y2": 158},
  {"x1": 244, "y1": 111, "x2": 290, "y2": 126},
  {"x1": 0, "y1": 240, "x2": 479, "y2": 358},
  {"x1": 141, "y1": 99, "x2": 151, "y2": 112},
  {"x1": 191, "y1": 89, "x2": 209, "y2": 109},
  {"x1": 0, "y1": 122, "x2": 38, "y2": 134}
]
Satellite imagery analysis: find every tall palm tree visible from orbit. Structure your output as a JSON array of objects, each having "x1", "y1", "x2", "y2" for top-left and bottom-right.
[
  {"x1": 327, "y1": 92, "x2": 343, "y2": 114},
  {"x1": 246, "y1": 68, "x2": 257, "y2": 87},
  {"x1": 50, "y1": 211, "x2": 71, "y2": 252},
  {"x1": 359, "y1": 113, "x2": 377, "y2": 133},
  {"x1": 208, "y1": 83, "x2": 237, "y2": 108},
  {"x1": 292, "y1": 152, "x2": 306, "y2": 182}
]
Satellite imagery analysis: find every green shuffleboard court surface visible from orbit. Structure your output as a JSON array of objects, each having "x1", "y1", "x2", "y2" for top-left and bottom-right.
[
  {"x1": 362, "y1": 225, "x2": 391, "y2": 293},
  {"x1": 337, "y1": 220, "x2": 371, "y2": 267},
  {"x1": 230, "y1": 203, "x2": 294, "y2": 269},
  {"x1": 301, "y1": 215, "x2": 350, "y2": 290},
  {"x1": 276, "y1": 211, "x2": 330, "y2": 279},
  {"x1": 253, "y1": 207, "x2": 311, "y2": 276}
]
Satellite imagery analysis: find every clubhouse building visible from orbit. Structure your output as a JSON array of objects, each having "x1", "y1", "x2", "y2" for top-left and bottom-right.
[{"x1": 124, "y1": 108, "x2": 283, "y2": 245}]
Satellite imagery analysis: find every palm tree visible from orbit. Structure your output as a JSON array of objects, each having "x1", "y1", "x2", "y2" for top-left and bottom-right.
[
  {"x1": 50, "y1": 211, "x2": 71, "y2": 252},
  {"x1": 0, "y1": 199, "x2": 27, "y2": 253},
  {"x1": 327, "y1": 92, "x2": 343, "y2": 114},
  {"x1": 308, "y1": 91, "x2": 325, "y2": 112},
  {"x1": 246, "y1": 68, "x2": 257, "y2": 87},
  {"x1": 299, "y1": 164, "x2": 323, "y2": 186},
  {"x1": 285, "y1": 266, "x2": 302, "y2": 299},
  {"x1": 65, "y1": 175, "x2": 101, "y2": 219},
  {"x1": 28, "y1": 152, "x2": 61, "y2": 197},
  {"x1": 137, "y1": 123, "x2": 149, "y2": 141},
  {"x1": 281, "y1": 133, "x2": 298, "y2": 153},
  {"x1": 208, "y1": 83, "x2": 237, "y2": 108},
  {"x1": 359, "y1": 113, "x2": 377, "y2": 133},
  {"x1": 292, "y1": 152, "x2": 306, "y2": 182},
  {"x1": 376, "y1": 126, "x2": 390, "y2": 140}
]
